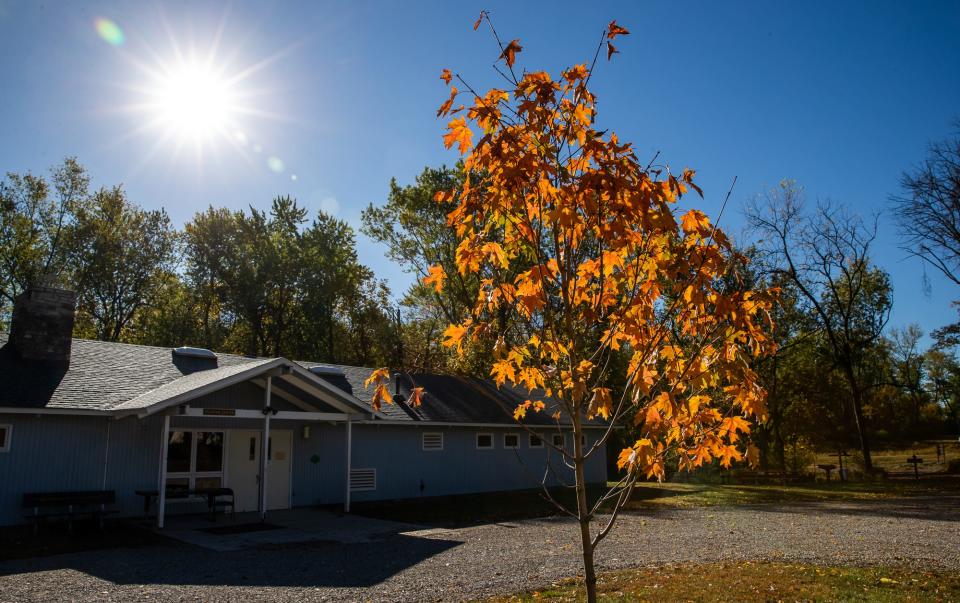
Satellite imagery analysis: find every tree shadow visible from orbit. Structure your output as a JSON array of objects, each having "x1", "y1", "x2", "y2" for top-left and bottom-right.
[
  {"x1": 0, "y1": 532, "x2": 463, "y2": 588},
  {"x1": 739, "y1": 494, "x2": 960, "y2": 522}
]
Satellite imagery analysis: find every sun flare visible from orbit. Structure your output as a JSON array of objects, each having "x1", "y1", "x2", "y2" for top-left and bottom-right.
[{"x1": 146, "y1": 61, "x2": 238, "y2": 143}]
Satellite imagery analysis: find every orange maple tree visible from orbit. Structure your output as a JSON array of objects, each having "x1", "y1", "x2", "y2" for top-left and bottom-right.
[{"x1": 368, "y1": 13, "x2": 776, "y2": 602}]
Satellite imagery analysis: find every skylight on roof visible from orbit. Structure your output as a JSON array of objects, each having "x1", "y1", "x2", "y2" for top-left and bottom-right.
[
  {"x1": 172, "y1": 347, "x2": 217, "y2": 360},
  {"x1": 309, "y1": 365, "x2": 344, "y2": 377}
]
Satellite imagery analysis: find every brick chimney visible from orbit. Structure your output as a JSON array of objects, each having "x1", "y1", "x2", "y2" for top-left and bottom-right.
[{"x1": 9, "y1": 281, "x2": 76, "y2": 367}]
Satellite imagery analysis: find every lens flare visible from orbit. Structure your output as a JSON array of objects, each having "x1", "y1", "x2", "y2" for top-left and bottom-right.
[
  {"x1": 267, "y1": 156, "x2": 285, "y2": 172},
  {"x1": 94, "y1": 17, "x2": 125, "y2": 46}
]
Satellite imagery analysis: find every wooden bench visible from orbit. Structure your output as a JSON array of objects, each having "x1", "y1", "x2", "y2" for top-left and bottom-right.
[{"x1": 22, "y1": 490, "x2": 117, "y2": 534}]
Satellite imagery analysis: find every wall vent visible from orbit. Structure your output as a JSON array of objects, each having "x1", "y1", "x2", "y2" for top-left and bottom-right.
[
  {"x1": 422, "y1": 432, "x2": 443, "y2": 451},
  {"x1": 349, "y1": 468, "x2": 377, "y2": 491}
]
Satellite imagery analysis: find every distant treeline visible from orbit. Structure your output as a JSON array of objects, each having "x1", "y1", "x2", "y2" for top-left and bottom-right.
[
  {"x1": 3, "y1": 141, "x2": 960, "y2": 470},
  {"x1": 0, "y1": 158, "x2": 397, "y2": 366}
]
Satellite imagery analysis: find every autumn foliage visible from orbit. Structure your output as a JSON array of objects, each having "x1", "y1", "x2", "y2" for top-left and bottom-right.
[
  {"x1": 371, "y1": 14, "x2": 776, "y2": 600},
  {"x1": 423, "y1": 16, "x2": 776, "y2": 481}
]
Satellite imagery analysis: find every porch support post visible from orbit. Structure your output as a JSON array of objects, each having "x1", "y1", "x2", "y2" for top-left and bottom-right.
[
  {"x1": 157, "y1": 414, "x2": 170, "y2": 529},
  {"x1": 259, "y1": 375, "x2": 272, "y2": 522},
  {"x1": 344, "y1": 416, "x2": 352, "y2": 513}
]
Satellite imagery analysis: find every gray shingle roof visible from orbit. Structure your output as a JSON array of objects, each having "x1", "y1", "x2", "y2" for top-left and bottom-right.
[
  {"x1": 298, "y1": 362, "x2": 600, "y2": 427},
  {"x1": 0, "y1": 334, "x2": 260, "y2": 411},
  {"x1": 1, "y1": 335, "x2": 604, "y2": 427},
  {"x1": 110, "y1": 358, "x2": 278, "y2": 412}
]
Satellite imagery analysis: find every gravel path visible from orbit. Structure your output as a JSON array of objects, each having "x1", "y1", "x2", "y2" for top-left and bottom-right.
[{"x1": 1, "y1": 495, "x2": 958, "y2": 602}]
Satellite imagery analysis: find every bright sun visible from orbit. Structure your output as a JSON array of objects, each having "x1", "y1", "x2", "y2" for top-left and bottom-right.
[{"x1": 147, "y1": 61, "x2": 238, "y2": 143}]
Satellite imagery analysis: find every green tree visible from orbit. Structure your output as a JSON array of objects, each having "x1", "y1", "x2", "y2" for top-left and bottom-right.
[
  {"x1": 70, "y1": 186, "x2": 177, "y2": 341},
  {"x1": 126, "y1": 272, "x2": 205, "y2": 347},
  {"x1": 747, "y1": 181, "x2": 892, "y2": 473},
  {"x1": 0, "y1": 157, "x2": 89, "y2": 322},
  {"x1": 182, "y1": 206, "x2": 236, "y2": 350},
  {"x1": 298, "y1": 211, "x2": 375, "y2": 362},
  {"x1": 362, "y1": 164, "x2": 533, "y2": 373}
]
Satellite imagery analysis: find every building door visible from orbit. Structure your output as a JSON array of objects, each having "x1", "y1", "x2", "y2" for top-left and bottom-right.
[{"x1": 227, "y1": 430, "x2": 292, "y2": 512}]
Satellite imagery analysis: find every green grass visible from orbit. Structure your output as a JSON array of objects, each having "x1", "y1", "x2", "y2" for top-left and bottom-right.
[
  {"x1": 620, "y1": 477, "x2": 960, "y2": 510},
  {"x1": 814, "y1": 442, "x2": 959, "y2": 477},
  {"x1": 352, "y1": 476, "x2": 959, "y2": 528},
  {"x1": 488, "y1": 562, "x2": 960, "y2": 602}
]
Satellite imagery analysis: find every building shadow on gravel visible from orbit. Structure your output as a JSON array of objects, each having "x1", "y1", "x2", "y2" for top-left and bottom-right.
[{"x1": 0, "y1": 533, "x2": 463, "y2": 588}]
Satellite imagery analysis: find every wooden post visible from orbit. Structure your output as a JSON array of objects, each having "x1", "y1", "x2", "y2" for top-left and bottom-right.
[
  {"x1": 344, "y1": 417, "x2": 352, "y2": 513},
  {"x1": 260, "y1": 376, "x2": 272, "y2": 522},
  {"x1": 157, "y1": 414, "x2": 170, "y2": 529}
]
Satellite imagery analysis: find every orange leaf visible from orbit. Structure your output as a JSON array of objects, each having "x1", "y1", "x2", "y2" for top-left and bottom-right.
[
  {"x1": 422, "y1": 264, "x2": 446, "y2": 293},
  {"x1": 437, "y1": 86, "x2": 458, "y2": 117},
  {"x1": 364, "y1": 368, "x2": 393, "y2": 411},
  {"x1": 606, "y1": 41, "x2": 619, "y2": 61},
  {"x1": 440, "y1": 68, "x2": 453, "y2": 85},
  {"x1": 491, "y1": 359, "x2": 516, "y2": 387},
  {"x1": 443, "y1": 117, "x2": 473, "y2": 155},
  {"x1": 499, "y1": 39, "x2": 523, "y2": 68},
  {"x1": 364, "y1": 367, "x2": 390, "y2": 390},
  {"x1": 473, "y1": 11, "x2": 485, "y2": 31},
  {"x1": 408, "y1": 386, "x2": 425, "y2": 407},
  {"x1": 607, "y1": 20, "x2": 630, "y2": 39},
  {"x1": 680, "y1": 209, "x2": 710, "y2": 234},
  {"x1": 442, "y1": 323, "x2": 469, "y2": 352},
  {"x1": 588, "y1": 387, "x2": 613, "y2": 420}
]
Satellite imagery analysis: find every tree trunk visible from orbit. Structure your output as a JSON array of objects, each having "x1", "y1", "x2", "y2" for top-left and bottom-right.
[
  {"x1": 578, "y1": 517, "x2": 597, "y2": 603},
  {"x1": 573, "y1": 420, "x2": 597, "y2": 603},
  {"x1": 769, "y1": 354, "x2": 787, "y2": 472},
  {"x1": 842, "y1": 364, "x2": 873, "y2": 474}
]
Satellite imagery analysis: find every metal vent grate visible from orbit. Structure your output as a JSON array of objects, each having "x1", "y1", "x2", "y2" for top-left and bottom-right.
[
  {"x1": 421, "y1": 432, "x2": 443, "y2": 451},
  {"x1": 172, "y1": 347, "x2": 217, "y2": 360},
  {"x1": 349, "y1": 468, "x2": 377, "y2": 491},
  {"x1": 309, "y1": 365, "x2": 345, "y2": 377}
]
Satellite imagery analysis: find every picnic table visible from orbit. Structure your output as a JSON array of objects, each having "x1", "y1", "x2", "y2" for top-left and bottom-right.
[
  {"x1": 906, "y1": 455, "x2": 924, "y2": 479},
  {"x1": 135, "y1": 487, "x2": 235, "y2": 521},
  {"x1": 817, "y1": 463, "x2": 837, "y2": 482}
]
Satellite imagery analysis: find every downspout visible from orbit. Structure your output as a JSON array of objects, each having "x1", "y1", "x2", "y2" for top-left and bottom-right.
[
  {"x1": 344, "y1": 416, "x2": 352, "y2": 513},
  {"x1": 101, "y1": 419, "x2": 111, "y2": 490}
]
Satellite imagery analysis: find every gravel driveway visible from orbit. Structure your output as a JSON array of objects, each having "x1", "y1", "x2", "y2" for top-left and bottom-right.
[{"x1": 1, "y1": 495, "x2": 958, "y2": 602}]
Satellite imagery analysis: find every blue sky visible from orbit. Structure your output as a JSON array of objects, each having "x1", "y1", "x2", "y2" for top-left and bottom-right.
[{"x1": 1, "y1": 1, "x2": 959, "y2": 339}]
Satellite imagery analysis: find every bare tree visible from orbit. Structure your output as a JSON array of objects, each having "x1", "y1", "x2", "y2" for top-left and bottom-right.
[
  {"x1": 892, "y1": 122, "x2": 960, "y2": 287},
  {"x1": 746, "y1": 181, "x2": 892, "y2": 473}
]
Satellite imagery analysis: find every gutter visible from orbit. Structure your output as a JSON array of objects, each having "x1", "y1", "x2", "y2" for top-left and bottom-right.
[{"x1": 353, "y1": 419, "x2": 611, "y2": 430}]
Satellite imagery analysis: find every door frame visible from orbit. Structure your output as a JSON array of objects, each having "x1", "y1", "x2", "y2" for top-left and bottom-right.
[{"x1": 224, "y1": 428, "x2": 295, "y2": 512}]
